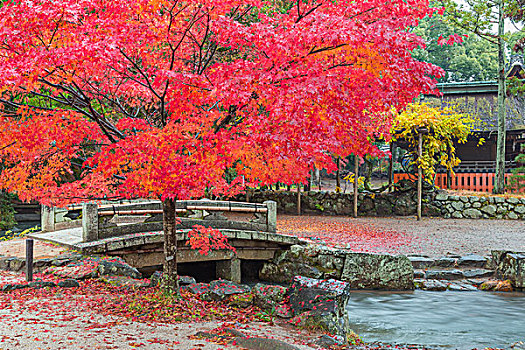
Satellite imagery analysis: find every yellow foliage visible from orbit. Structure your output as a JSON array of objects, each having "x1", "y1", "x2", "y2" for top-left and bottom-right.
[{"x1": 392, "y1": 103, "x2": 482, "y2": 179}]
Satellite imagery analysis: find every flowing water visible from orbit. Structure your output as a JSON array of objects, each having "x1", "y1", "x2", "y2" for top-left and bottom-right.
[{"x1": 348, "y1": 290, "x2": 525, "y2": 349}]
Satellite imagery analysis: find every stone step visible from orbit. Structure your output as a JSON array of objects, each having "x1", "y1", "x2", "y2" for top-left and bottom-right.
[
  {"x1": 408, "y1": 254, "x2": 488, "y2": 269},
  {"x1": 415, "y1": 279, "x2": 480, "y2": 291},
  {"x1": 414, "y1": 269, "x2": 494, "y2": 280}
]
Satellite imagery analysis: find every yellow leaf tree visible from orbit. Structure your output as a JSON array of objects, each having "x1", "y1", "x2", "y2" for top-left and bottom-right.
[{"x1": 392, "y1": 102, "x2": 482, "y2": 182}]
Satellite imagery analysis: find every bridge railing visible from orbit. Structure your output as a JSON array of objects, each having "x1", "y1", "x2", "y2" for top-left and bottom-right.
[{"x1": 42, "y1": 200, "x2": 277, "y2": 243}]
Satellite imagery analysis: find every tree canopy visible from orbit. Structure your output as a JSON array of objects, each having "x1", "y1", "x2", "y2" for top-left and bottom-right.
[{"x1": 0, "y1": 0, "x2": 443, "y2": 206}]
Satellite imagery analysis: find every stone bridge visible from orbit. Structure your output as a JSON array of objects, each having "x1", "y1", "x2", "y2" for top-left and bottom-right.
[{"x1": 31, "y1": 200, "x2": 299, "y2": 282}]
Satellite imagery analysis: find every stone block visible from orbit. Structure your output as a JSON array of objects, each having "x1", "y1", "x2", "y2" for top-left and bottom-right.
[
  {"x1": 457, "y1": 254, "x2": 487, "y2": 268},
  {"x1": 252, "y1": 283, "x2": 287, "y2": 310},
  {"x1": 341, "y1": 252, "x2": 414, "y2": 290},
  {"x1": 41, "y1": 206, "x2": 56, "y2": 232},
  {"x1": 419, "y1": 279, "x2": 447, "y2": 291},
  {"x1": 435, "y1": 257, "x2": 456, "y2": 267},
  {"x1": 452, "y1": 211, "x2": 463, "y2": 219},
  {"x1": 408, "y1": 256, "x2": 434, "y2": 269},
  {"x1": 494, "y1": 251, "x2": 525, "y2": 288},
  {"x1": 82, "y1": 203, "x2": 99, "y2": 242},
  {"x1": 288, "y1": 276, "x2": 351, "y2": 338},
  {"x1": 216, "y1": 258, "x2": 241, "y2": 284},
  {"x1": 435, "y1": 193, "x2": 448, "y2": 201},
  {"x1": 451, "y1": 201, "x2": 464, "y2": 211},
  {"x1": 463, "y1": 208, "x2": 482, "y2": 219},
  {"x1": 264, "y1": 200, "x2": 277, "y2": 232},
  {"x1": 425, "y1": 269, "x2": 463, "y2": 280},
  {"x1": 462, "y1": 269, "x2": 494, "y2": 279}
]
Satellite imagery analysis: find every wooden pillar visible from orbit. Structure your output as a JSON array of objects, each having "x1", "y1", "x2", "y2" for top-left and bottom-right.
[{"x1": 353, "y1": 155, "x2": 359, "y2": 218}]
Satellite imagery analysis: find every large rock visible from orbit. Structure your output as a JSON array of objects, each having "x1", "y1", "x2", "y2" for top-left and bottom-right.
[
  {"x1": 259, "y1": 245, "x2": 344, "y2": 283},
  {"x1": 492, "y1": 251, "x2": 525, "y2": 288},
  {"x1": 198, "y1": 280, "x2": 251, "y2": 301},
  {"x1": 99, "y1": 276, "x2": 150, "y2": 288},
  {"x1": 463, "y1": 208, "x2": 482, "y2": 219},
  {"x1": 288, "y1": 276, "x2": 351, "y2": 338},
  {"x1": 341, "y1": 253, "x2": 414, "y2": 290},
  {"x1": 393, "y1": 193, "x2": 416, "y2": 216},
  {"x1": 259, "y1": 262, "x2": 323, "y2": 283},
  {"x1": 98, "y1": 259, "x2": 141, "y2": 279},
  {"x1": 252, "y1": 283, "x2": 287, "y2": 310}
]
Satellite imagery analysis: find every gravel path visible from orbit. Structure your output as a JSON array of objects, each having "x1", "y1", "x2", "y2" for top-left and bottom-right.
[
  {"x1": 0, "y1": 239, "x2": 67, "y2": 259},
  {"x1": 277, "y1": 215, "x2": 525, "y2": 257}
]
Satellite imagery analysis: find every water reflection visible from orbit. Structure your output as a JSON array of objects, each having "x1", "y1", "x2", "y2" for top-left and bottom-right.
[{"x1": 348, "y1": 290, "x2": 525, "y2": 349}]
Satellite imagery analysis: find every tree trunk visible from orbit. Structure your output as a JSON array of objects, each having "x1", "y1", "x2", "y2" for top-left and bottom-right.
[
  {"x1": 495, "y1": 0, "x2": 507, "y2": 194},
  {"x1": 162, "y1": 198, "x2": 179, "y2": 293},
  {"x1": 353, "y1": 155, "x2": 359, "y2": 218},
  {"x1": 297, "y1": 184, "x2": 301, "y2": 215},
  {"x1": 417, "y1": 132, "x2": 423, "y2": 221}
]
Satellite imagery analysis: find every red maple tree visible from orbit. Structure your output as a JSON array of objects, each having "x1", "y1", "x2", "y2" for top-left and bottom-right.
[{"x1": 0, "y1": 0, "x2": 443, "y2": 289}]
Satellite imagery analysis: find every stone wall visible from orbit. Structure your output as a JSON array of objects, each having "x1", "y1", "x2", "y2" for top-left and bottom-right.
[
  {"x1": 241, "y1": 181, "x2": 525, "y2": 220},
  {"x1": 434, "y1": 193, "x2": 525, "y2": 220}
]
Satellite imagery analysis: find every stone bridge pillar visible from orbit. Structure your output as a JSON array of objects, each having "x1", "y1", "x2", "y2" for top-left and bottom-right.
[
  {"x1": 264, "y1": 200, "x2": 277, "y2": 233},
  {"x1": 41, "y1": 206, "x2": 55, "y2": 232},
  {"x1": 82, "y1": 203, "x2": 99, "y2": 242},
  {"x1": 216, "y1": 258, "x2": 241, "y2": 284}
]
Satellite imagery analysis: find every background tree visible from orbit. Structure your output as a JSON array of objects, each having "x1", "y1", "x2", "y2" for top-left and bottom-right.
[
  {"x1": 0, "y1": 0, "x2": 443, "y2": 290},
  {"x1": 412, "y1": 15, "x2": 498, "y2": 82},
  {"x1": 444, "y1": 0, "x2": 525, "y2": 193}
]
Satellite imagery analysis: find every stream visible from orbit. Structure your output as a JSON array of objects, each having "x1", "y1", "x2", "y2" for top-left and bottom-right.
[{"x1": 348, "y1": 290, "x2": 525, "y2": 349}]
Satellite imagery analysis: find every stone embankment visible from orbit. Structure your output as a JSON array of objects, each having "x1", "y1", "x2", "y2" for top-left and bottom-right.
[{"x1": 241, "y1": 180, "x2": 525, "y2": 220}]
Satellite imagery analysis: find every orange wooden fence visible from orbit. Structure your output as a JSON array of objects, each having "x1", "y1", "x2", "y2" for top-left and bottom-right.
[{"x1": 393, "y1": 173, "x2": 524, "y2": 193}]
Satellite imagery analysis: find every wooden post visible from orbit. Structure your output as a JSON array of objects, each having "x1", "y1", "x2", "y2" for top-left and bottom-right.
[
  {"x1": 26, "y1": 238, "x2": 33, "y2": 282},
  {"x1": 416, "y1": 128, "x2": 428, "y2": 221},
  {"x1": 353, "y1": 155, "x2": 359, "y2": 218},
  {"x1": 297, "y1": 184, "x2": 301, "y2": 216},
  {"x1": 388, "y1": 143, "x2": 395, "y2": 192},
  {"x1": 336, "y1": 156, "x2": 341, "y2": 193}
]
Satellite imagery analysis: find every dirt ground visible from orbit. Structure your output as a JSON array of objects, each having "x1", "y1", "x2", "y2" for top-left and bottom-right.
[{"x1": 0, "y1": 293, "x2": 320, "y2": 350}]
